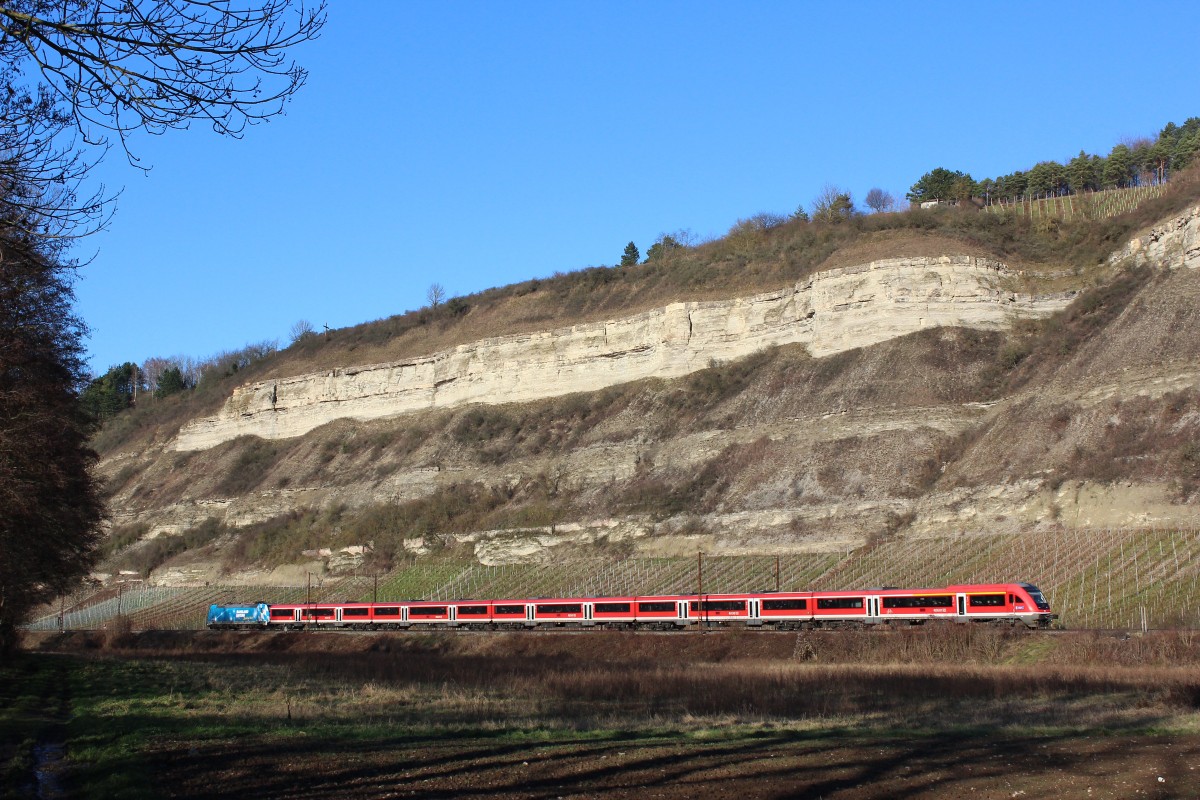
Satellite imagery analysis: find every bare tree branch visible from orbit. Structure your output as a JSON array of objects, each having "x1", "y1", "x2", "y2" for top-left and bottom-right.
[{"x1": 0, "y1": 0, "x2": 325, "y2": 235}]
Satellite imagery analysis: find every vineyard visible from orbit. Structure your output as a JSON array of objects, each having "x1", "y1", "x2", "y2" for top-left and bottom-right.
[
  {"x1": 25, "y1": 527, "x2": 1200, "y2": 632},
  {"x1": 982, "y1": 183, "x2": 1169, "y2": 222}
]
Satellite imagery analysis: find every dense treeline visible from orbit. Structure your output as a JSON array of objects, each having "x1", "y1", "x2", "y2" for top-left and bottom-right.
[
  {"x1": 908, "y1": 117, "x2": 1200, "y2": 204},
  {"x1": 81, "y1": 341, "x2": 280, "y2": 422}
]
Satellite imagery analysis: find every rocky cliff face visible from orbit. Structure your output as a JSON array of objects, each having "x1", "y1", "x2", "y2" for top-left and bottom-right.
[
  {"x1": 1109, "y1": 202, "x2": 1200, "y2": 269},
  {"x1": 101, "y1": 206, "x2": 1200, "y2": 582},
  {"x1": 176, "y1": 256, "x2": 1068, "y2": 450}
]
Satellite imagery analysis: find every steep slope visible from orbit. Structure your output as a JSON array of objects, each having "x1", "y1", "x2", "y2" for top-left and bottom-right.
[
  {"x1": 95, "y1": 203, "x2": 1200, "y2": 584},
  {"x1": 175, "y1": 255, "x2": 1064, "y2": 450}
]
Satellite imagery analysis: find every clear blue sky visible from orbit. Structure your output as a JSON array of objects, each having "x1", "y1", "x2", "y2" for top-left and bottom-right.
[{"x1": 74, "y1": 1, "x2": 1200, "y2": 374}]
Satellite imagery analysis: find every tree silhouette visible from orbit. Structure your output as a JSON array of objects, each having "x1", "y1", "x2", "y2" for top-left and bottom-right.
[
  {"x1": 0, "y1": 234, "x2": 104, "y2": 651},
  {"x1": 0, "y1": 0, "x2": 326, "y2": 234}
]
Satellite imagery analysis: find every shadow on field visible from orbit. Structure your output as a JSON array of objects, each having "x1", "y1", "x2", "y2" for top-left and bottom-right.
[
  {"x1": 142, "y1": 725, "x2": 1192, "y2": 799},
  {"x1": 21, "y1": 630, "x2": 1200, "y2": 798}
]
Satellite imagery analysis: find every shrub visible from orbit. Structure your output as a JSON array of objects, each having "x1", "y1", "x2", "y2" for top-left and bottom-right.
[
  {"x1": 101, "y1": 463, "x2": 144, "y2": 499},
  {"x1": 97, "y1": 522, "x2": 151, "y2": 563},
  {"x1": 214, "y1": 437, "x2": 284, "y2": 495},
  {"x1": 116, "y1": 517, "x2": 225, "y2": 578}
]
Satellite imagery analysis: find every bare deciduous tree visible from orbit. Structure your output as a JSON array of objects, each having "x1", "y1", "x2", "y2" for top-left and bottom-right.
[
  {"x1": 289, "y1": 319, "x2": 316, "y2": 344},
  {"x1": 811, "y1": 184, "x2": 856, "y2": 223},
  {"x1": 140, "y1": 356, "x2": 176, "y2": 394},
  {"x1": 864, "y1": 188, "x2": 897, "y2": 214},
  {"x1": 0, "y1": 0, "x2": 326, "y2": 234},
  {"x1": 427, "y1": 283, "x2": 446, "y2": 309}
]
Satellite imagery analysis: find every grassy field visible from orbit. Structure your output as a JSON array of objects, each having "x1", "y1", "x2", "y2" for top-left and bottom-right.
[{"x1": 4, "y1": 628, "x2": 1200, "y2": 798}]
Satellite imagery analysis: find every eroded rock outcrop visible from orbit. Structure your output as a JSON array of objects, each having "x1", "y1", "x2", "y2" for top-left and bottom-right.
[
  {"x1": 1110, "y1": 203, "x2": 1200, "y2": 269},
  {"x1": 176, "y1": 255, "x2": 1069, "y2": 450}
]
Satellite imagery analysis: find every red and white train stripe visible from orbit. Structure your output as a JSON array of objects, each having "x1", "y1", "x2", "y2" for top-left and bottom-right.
[{"x1": 215, "y1": 582, "x2": 1055, "y2": 630}]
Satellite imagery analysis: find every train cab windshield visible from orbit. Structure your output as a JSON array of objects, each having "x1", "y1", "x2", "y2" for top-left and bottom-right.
[{"x1": 1022, "y1": 584, "x2": 1051, "y2": 610}]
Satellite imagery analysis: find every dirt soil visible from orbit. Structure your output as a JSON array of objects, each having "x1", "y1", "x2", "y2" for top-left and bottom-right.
[{"x1": 148, "y1": 730, "x2": 1198, "y2": 800}]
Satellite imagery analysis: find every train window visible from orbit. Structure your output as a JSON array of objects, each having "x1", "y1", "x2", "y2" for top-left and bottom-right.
[
  {"x1": 638, "y1": 601, "x2": 675, "y2": 613},
  {"x1": 409, "y1": 606, "x2": 446, "y2": 616},
  {"x1": 882, "y1": 595, "x2": 953, "y2": 609},
  {"x1": 306, "y1": 608, "x2": 336, "y2": 618},
  {"x1": 762, "y1": 599, "x2": 807, "y2": 611},
  {"x1": 1024, "y1": 587, "x2": 1051, "y2": 610},
  {"x1": 494, "y1": 604, "x2": 524, "y2": 615},
  {"x1": 594, "y1": 602, "x2": 631, "y2": 613},
  {"x1": 536, "y1": 604, "x2": 582, "y2": 614},
  {"x1": 342, "y1": 608, "x2": 370, "y2": 617},
  {"x1": 968, "y1": 594, "x2": 1006, "y2": 607},
  {"x1": 270, "y1": 608, "x2": 294, "y2": 618},
  {"x1": 457, "y1": 605, "x2": 488, "y2": 615},
  {"x1": 374, "y1": 607, "x2": 400, "y2": 616},
  {"x1": 817, "y1": 597, "x2": 864, "y2": 609},
  {"x1": 688, "y1": 600, "x2": 747, "y2": 612}
]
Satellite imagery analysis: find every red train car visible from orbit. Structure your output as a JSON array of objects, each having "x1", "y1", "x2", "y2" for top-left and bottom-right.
[{"x1": 238, "y1": 582, "x2": 1055, "y2": 632}]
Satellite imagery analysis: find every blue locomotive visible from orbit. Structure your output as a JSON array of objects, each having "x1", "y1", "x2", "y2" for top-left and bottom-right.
[{"x1": 206, "y1": 602, "x2": 270, "y2": 629}]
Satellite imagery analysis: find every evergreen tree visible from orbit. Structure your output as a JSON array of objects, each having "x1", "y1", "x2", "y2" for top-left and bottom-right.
[
  {"x1": 1066, "y1": 151, "x2": 1100, "y2": 194},
  {"x1": 620, "y1": 241, "x2": 640, "y2": 267},
  {"x1": 154, "y1": 366, "x2": 187, "y2": 399},
  {"x1": 907, "y1": 168, "x2": 969, "y2": 203},
  {"x1": 1103, "y1": 144, "x2": 1133, "y2": 188},
  {"x1": 1174, "y1": 130, "x2": 1200, "y2": 172},
  {"x1": 950, "y1": 174, "x2": 978, "y2": 202},
  {"x1": 79, "y1": 362, "x2": 137, "y2": 419},
  {"x1": 1026, "y1": 161, "x2": 1067, "y2": 197},
  {"x1": 644, "y1": 235, "x2": 682, "y2": 263}
]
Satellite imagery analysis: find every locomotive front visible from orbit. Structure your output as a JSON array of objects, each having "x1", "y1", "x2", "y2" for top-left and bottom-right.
[{"x1": 1015, "y1": 583, "x2": 1057, "y2": 628}]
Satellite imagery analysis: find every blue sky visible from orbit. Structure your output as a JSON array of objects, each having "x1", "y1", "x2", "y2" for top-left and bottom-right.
[{"x1": 74, "y1": 1, "x2": 1200, "y2": 374}]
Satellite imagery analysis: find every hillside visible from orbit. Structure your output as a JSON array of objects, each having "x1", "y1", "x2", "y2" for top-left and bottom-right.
[{"x1": 90, "y1": 178, "x2": 1200, "y2": 593}]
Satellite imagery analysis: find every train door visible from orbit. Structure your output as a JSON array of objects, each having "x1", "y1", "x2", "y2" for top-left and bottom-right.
[
  {"x1": 449, "y1": 606, "x2": 457, "y2": 627},
  {"x1": 335, "y1": 607, "x2": 343, "y2": 626},
  {"x1": 748, "y1": 599, "x2": 762, "y2": 627},
  {"x1": 525, "y1": 604, "x2": 535, "y2": 628},
  {"x1": 402, "y1": 606, "x2": 409, "y2": 624},
  {"x1": 678, "y1": 601, "x2": 689, "y2": 622},
  {"x1": 957, "y1": 594, "x2": 967, "y2": 617},
  {"x1": 583, "y1": 603, "x2": 594, "y2": 627},
  {"x1": 866, "y1": 596, "x2": 881, "y2": 621}
]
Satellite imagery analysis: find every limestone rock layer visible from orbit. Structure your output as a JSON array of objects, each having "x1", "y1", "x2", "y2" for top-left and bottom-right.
[{"x1": 176, "y1": 256, "x2": 1068, "y2": 451}]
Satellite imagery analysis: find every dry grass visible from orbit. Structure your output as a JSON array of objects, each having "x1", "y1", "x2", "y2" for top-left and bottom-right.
[{"x1": 50, "y1": 627, "x2": 1200, "y2": 734}]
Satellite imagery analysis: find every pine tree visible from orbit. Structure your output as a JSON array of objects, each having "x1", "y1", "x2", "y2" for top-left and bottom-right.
[{"x1": 620, "y1": 242, "x2": 640, "y2": 267}]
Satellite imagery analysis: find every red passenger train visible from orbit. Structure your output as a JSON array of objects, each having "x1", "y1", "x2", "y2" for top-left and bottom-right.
[{"x1": 208, "y1": 582, "x2": 1056, "y2": 631}]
